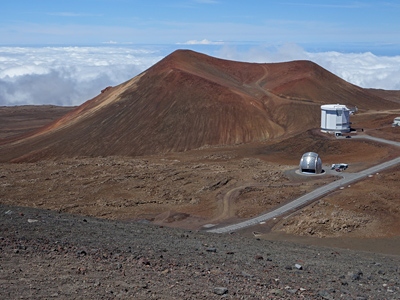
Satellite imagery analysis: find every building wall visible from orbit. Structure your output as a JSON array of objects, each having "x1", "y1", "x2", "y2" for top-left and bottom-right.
[{"x1": 321, "y1": 104, "x2": 351, "y2": 133}]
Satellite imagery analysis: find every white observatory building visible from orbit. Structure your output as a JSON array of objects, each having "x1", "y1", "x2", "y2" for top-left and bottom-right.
[
  {"x1": 321, "y1": 104, "x2": 351, "y2": 133},
  {"x1": 299, "y1": 152, "x2": 323, "y2": 174}
]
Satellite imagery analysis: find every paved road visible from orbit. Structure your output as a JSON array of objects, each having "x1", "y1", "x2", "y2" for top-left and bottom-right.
[
  {"x1": 207, "y1": 135, "x2": 400, "y2": 234},
  {"x1": 340, "y1": 134, "x2": 400, "y2": 147}
]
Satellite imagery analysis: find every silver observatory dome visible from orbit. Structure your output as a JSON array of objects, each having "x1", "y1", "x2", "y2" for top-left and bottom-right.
[{"x1": 299, "y1": 152, "x2": 322, "y2": 174}]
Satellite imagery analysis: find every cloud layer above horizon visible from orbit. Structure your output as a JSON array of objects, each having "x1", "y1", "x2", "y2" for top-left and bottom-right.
[
  {"x1": 0, "y1": 46, "x2": 164, "y2": 106},
  {"x1": 1, "y1": 44, "x2": 399, "y2": 106}
]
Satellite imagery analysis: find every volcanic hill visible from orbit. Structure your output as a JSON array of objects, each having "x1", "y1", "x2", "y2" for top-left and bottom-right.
[{"x1": 0, "y1": 49, "x2": 397, "y2": 162}]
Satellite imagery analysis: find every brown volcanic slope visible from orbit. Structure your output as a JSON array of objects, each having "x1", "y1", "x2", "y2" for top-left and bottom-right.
[
  {"x1": 0, "y1": 49, "x2": 397, "y2": 162},
  {"x1": 0, "y1": 105, "x2": 74, "y2": 139}
]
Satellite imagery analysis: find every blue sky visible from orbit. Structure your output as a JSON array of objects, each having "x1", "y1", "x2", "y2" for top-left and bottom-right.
[
  {"x1": 1, "y1": 1, "x2": 400, "y2": 106},
  {"x1": 1, "y1": 0, "x2": 400, "y2": 51}
]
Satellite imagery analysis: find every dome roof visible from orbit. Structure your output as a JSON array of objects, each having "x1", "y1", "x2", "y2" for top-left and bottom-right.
[{"x1": 299, "y1": 152, "x2": 322, "y2": 174}]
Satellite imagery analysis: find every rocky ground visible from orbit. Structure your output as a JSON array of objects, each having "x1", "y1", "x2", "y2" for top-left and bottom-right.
[
  {"x1": 1, "y1": 105, "x2": 400, "y2": 299},
  {"x1": 0, "y1": 153, "x2": 333, "y2": 230},
  {"x1": 274, "y1": 165, "x2": 400, "y2": 239},
  {"x1": 2, "y1": 204, "x2": 400, "y2": 300},
  {"x1": 0, "y1": 139, "x2": 398, "y2": 240}
]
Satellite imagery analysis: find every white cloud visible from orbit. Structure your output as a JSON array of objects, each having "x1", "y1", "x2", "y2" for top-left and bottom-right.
[
  {"x1": 309, "y1": 51, "x2": 400, "y2": 90},
  {"x1": 216, "y1": 44, "x2": 400, "y2": 90},
  {"x1": 0, "y1": 46, "x2": 163, "y2": 106},
  {"x1": 178, "y1": 39, "x2": 224, "y2": 45},
  {"x1": 0, "y1": 44, "x2": 399, "y2": 107}
]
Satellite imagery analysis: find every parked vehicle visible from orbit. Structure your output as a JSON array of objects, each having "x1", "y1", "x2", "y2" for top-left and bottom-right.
[{"x1": 331, "y1": 163, "x2": 348, "y2": 171}]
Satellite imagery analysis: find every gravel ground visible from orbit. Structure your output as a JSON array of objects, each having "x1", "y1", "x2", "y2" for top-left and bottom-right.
[{"x1": 2, "y1": 204, "x2": 400, "y2": 299}]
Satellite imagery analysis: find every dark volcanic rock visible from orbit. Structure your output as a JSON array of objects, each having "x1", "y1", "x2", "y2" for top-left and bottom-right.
[{"x1": 2, "y1": 204, "x2": 400, "y2": 299}]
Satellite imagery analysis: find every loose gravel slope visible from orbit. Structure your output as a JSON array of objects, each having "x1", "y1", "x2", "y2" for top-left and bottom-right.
[{"x1": 2, "y1": 204, "x2": 400, "y2": 299}]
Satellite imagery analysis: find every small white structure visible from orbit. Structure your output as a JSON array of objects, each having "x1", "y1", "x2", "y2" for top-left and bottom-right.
[
  {"x1": 392, "y1": 117, "x2": 400, "y2": 127},
  {"x1": 299, "y1": 152, "x2": 323, "y2": 174},
  {"x1": 321, "y1": 104, "x2": 351, "y2": 133}
]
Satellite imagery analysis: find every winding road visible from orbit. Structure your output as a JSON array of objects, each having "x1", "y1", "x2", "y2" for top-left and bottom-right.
[{"x1": 207, "y1": 135, "x2": 400, "y2": 234}]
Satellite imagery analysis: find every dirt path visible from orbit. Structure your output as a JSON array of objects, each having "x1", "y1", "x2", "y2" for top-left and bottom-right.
[
  {"x1": 210, "y1": 183, "x2": 260, "y2": 222},
  {"x1": 210, "y1": 180, "x2": 306, "y2": 224}
]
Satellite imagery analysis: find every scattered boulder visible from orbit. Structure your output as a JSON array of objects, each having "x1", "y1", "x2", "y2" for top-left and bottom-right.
[
  {"x1": 213, "y1": 287, "x2": 228, "y2": 295},
  {"x1": 348, "y1": 270, "x2": 363, "y2": 281},
  {"x1": 206, "y1": 247, "x2": 217, "y2": 253},
  {"x1": 295, "y1": 263, "x2": 303, "y2": 270},
  {"x1": 318, "y1": 290, "x2": 334, "y2": 300},
  {"x1": 101, "y1": 86, "x2": 112, "y2": 93}
]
